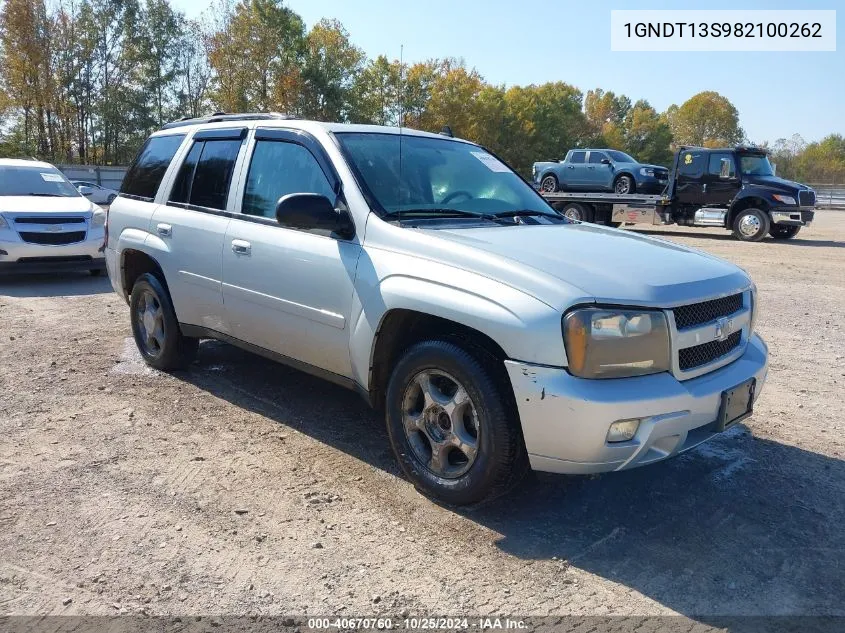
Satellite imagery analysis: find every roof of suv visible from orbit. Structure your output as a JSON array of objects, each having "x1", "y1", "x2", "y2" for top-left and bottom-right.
[
  {"x1": 0, "y1": 158, "x2": 57, "y2": 169},
  {"x1": 152, "y1": 114, "x2": 469, "y2": 143}
]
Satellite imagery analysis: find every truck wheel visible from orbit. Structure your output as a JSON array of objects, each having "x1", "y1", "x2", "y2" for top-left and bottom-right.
[
  {"x1": 769, "y1": 225, "x2": 801, "y2": 240},
  {"x1": 130, "y1": 272, "x2": 198, "y2": 370},
  {"x1": 614, "y1": 174, "x2": 635, "y2": 194},
  {"x1": 385, "y1": 340, "x2": 528, "y2": 506},
  {"x1": 732, "y1": 208, "x2": 770, "y2": 242},
  {"x1": 561, "y1": 202, "x2": 593, "y2": 223},
  {"x1": 540, "y1": 174, "x2": 559, "y2": 193}
]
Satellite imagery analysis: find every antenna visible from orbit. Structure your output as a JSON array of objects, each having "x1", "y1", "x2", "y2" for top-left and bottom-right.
[{"x1": 398, "y1": 44, "x2": 404, "y2": 222}]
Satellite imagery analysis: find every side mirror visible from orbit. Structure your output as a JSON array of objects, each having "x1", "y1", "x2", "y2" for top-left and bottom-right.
[
  {"x1": 78, "y1": 185, "x2": 94, "y2": 196},
  {"x1": 600, "y1": 158, "x2": 611, "y2": 165},
  {"x1": 719, "y1": 158, "x2": 733, "y2": 179},
  {"x1": 275, "y1": 193, "x2": 354, "y2": 239}
]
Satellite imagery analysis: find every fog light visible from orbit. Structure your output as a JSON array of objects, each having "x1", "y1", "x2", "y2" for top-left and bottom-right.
[{"x1": 607, "y1": 418, "x2": 640, "y2": 443}]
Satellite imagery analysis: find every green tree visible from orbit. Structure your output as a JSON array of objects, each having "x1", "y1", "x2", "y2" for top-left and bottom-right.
[
  {"x1": 666, "y1": 91, "x2": 744, "y2": 147},
  {"x1": 299, "y1": 18, "x2": 364, "y2": 121},
  {"x1": 623, "y1": 99, "x2": 673, "y2": 165},
  {"x1": 351, "y1": 54, "x2": 400, "y2": 125},
  {"x1": 795, "y1": 134, "x2": 845, "y2": 183}
]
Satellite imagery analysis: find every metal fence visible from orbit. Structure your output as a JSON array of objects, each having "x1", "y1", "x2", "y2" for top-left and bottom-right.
[
  {"x1": 56, "y1": 164, "x2": 128, "y2": 191},
  {"x1": 808, "y1": 184, "x2": 845, "y2": 209}
]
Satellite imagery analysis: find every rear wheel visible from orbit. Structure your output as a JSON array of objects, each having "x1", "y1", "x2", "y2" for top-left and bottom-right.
[
  {"x1": 130, "y1": 272, "x2": 198, "y2": 370},
  {"x1": 561, "y1": 202, "x2": 593, "y2": 223},
  {"x1": 732, "y1": 208, "x2": 770, "y2": 242},
  {"x1": 385, "y1": 340, "x2": 528, "y2": 506},
  {"x1": 614, "y1": 174, "x2": 635, "y2": 194},
  {"x1": 540, "y1": 174, "x2": 559, "y2": 193},
  {"x1": 769, "y1": 224, "x2": 801, "y2": 240}
]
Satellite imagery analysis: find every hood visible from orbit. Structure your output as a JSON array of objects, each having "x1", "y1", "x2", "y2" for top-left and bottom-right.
[
  {"x1": 0, "y1": 195, "x2": 94, "y2": 215},
  {"x1": 743, "y1": 174, "x2": 809, "y2": 193},
  {"x1": 420, "y1": 222, "x2": 750, "y2": 310}
]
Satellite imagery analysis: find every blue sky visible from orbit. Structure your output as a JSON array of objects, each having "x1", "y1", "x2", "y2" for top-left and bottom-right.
[{"x1": 170, "y1": 0, "x2": 843, "y2": 144}]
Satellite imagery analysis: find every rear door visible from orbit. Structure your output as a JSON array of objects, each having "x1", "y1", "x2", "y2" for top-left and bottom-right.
[
  {"x1": 702, "y1": 151, "x2": 741, "y2": 206},
  {"x1": 564, "y1": 150, "x2": 588, "y2": 188},
  {"x1": 221, "y1": 128, "x2": 361, "y2": 379},
  {"x1": 674, "y1": 149, "x2": 707, "y2": 205},
  {"x1": 151, "y1": 127, "x2": 248, "y2": 333}
]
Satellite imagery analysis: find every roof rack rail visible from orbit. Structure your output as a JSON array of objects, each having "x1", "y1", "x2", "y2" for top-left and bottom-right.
[{"x1": 160, "y1": 112, "x2": 296, "y2": 130}]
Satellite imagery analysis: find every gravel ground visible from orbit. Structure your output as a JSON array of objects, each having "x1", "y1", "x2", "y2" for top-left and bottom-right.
[{"x1": 1, "y1": 213, "x2": 843, "y2": 621}]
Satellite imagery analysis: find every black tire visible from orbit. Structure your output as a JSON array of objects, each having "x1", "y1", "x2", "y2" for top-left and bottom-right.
[
  {"x1": 539, "y1": 174, "x2": 559, "y2": 193},
  {"x1": 769, "y1": 224, "x2": 801, "y2": 240},
  {"x1": 385, "y1": 340, "x2": 529, "y2": 506},
  {"x1": 129, "y1": 272, "x2": 198, "y2": 370},
  {"x1": 560, "y1": 202, "x2": 593, "y2": 223},
  {"x1": 731, "y1": 208, "x2": 770, "y2": 242},
  {"x1": 613, "y1": 174, "x2": 635, "y2": 194},
  {"x1": 89, "y1": 268, "x2": 103, "y2": 277}
]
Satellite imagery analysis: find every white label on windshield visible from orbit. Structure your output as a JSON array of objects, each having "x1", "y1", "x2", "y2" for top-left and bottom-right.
[
  {"x1": 40, "y1": 172, "x2": 64, "y2": 182},
  {"x1": 471, "y1": 151, "x2": 509, "y2": 173}
]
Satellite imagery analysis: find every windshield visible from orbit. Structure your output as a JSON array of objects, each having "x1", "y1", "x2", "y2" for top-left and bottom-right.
[
  {"x1": 607, "y1": 150, "x2": 636, "y2": 163},
  {"x1": 739, "y1": 154, "x2": 775, "y2": 177},
  {"x1": 336, "y1": 133, "x2": 554, "y2": 217},
  {"x1": 0, "y1": 165, "x2": 81, "y2": 197}
]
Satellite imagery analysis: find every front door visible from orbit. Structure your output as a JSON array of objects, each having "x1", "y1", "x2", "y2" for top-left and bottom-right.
[
  {"x1": 674, "y1": 149, "x2": 707, "y2": 206},
  {"x1": 702, "y1": 152, "x2": 741, "y2": 206},
  {"x1": 221, "y1": 130, "x2": 361, "y2": 379}
]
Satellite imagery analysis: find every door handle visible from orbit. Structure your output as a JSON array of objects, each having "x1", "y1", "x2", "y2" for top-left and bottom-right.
[
  {"x1": 568, "y1": 166, "x2": 575, "y2": 169},
  {"x1": 231, "y1": 239, "x2": 251, "y2": 255},
  {"x1": 156, "y1": 223, "x2": 172, "y2": 237},
  {"x1": 703, "y1": 184, "x2": 707, "y2": 193}
]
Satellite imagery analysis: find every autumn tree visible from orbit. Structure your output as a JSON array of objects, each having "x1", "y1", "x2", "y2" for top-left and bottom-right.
[
  {"x1": 351, "y1": 55, "x2": 401, "y2": 125},
  {"x1": 622, "y1": 100, "x2": 673, "y2": 165},
  {"x1": 666, "y1": 91, "x2": 744, "y2": 148}
]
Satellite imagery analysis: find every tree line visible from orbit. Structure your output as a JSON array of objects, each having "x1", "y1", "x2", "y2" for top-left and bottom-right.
[{"x1": 1, "y1": 0, "x2": 842, "y2": 182}]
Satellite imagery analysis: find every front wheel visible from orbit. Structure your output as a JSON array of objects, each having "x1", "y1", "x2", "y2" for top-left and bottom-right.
[
  {"x1": 614, "y1": 174, "x2": 635, "y2": 194},
  {"x1": 732, "y1": 208, "x2": 770, "y2": 242},
  {"x1": 130, "y1": 272, "x2": 198, "y2": 370},
  {"x1": 769, "y1": 225, "x2": 801, "y2": 240},
  {"x1": 385, "y1": 340, "x2": 528, "y2": 506}
]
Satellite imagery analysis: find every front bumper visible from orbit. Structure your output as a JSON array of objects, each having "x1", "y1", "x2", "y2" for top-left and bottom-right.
[
  {"x1": 505, "y1": 333, "x2": 768, "y2": 474},
  {"x1": 635, "y1": 175, "x2": 669, "y2": 194},
  {"x1": 0, "y1": 235, "x2": 105, "y2": 275},
  {"x1": 770, "y1": 207, "x2": 814, "y2": 227}
]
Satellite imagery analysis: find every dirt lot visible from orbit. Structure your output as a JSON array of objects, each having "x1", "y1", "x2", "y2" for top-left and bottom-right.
[{"x1": 1, "y1": 213, "x2": 843, "y2": 621}]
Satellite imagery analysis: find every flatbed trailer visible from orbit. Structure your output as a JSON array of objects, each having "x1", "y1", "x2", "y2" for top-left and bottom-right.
[{"x1": 537, "y1": 146, "x2": 817, "y2": 242}]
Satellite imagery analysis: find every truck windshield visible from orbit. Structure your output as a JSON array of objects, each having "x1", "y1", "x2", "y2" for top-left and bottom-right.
[
  {"x1": 739, "y1": 154, "x2": 775, "y2": 177},
  {"x1": 336, "y1": 132, "x2": 553, "y2": 218},
  {"x1": 607, "y1": 150, "x2": 636, "y2": 163},
  {"x1": 0, "y1": 165, "x2": 81, "y2": 197}
]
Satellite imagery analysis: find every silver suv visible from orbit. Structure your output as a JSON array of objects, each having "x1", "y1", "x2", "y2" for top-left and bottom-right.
[{"x1": 105, "y1": 113, "x2": 768, "y2": 505}]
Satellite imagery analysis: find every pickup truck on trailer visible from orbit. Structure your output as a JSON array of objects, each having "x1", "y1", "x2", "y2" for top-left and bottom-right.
[{"x1": 539, "y1": 145, "x2": 816, "y2": 242}]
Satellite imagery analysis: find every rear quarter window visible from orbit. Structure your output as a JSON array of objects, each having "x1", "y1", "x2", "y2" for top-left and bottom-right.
[{"x1": 121, "y1": 134, "x2": 186, "y2": 201}]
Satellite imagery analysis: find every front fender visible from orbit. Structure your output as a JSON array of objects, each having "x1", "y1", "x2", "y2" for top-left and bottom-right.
[{"x1": 348, "y1": 250, "x2": 567, "y2": 390}]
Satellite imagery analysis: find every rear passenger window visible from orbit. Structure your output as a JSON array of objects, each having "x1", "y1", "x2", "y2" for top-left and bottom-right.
[
  {"x1": 678, "y1": 151, "x2": 705, "y2": 177},
  {"x1": 569, "y1": 151, "x2": 586, "y2": 164},
  {"x1": 121, "y1": 134, "x2": 185, "y2": 200},
  {"x1": 169, "y1": 139, "x2": 242, "y2": 211},
  {"x1": 242, "y1": 141, "x2": 335, "y2": 218}
]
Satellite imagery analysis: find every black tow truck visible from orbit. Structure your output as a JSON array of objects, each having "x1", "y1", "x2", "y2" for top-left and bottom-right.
[{"x1": 540, "y1": 145, "x2": 816, "y2": 241}]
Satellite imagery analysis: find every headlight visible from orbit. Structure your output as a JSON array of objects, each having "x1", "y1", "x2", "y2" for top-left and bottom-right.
[
  {"x1": 563, "y1": 307, "x2": 671, "y2": 379},
  {"x1": 90, "y1": 208, "x2": 106, "y2": 227},
  {"x1": 772, "y1": 194, "x2": 796, "y2": 205},
  {"x1": 639, "y1": 167, "x2": 655, "y2": 177}
]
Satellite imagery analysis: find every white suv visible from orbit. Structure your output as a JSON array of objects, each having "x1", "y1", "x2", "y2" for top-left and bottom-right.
[
  {"x1": 0, "y1": 159, "x2": 106, "y2": 276},
  {"x1": 105, "y1": 113, "x2": 768, "y2": 505}
]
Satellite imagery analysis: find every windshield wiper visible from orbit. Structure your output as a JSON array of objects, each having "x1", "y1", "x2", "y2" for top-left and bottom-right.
[
  {"x1": 381, "y1": 208, "x2": 489, "y2": 220},
  {"x1": 492, "y1": 209, "x2": 559, "y2": 220}
]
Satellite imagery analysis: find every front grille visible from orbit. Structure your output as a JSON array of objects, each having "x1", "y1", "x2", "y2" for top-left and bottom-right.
[
  {"x1": 13, "y1": 216, "x2": 85, "y2": 224},
  {"x1": 679, "y1": 331, "x2": 742, "y2": 371},
  {"x1": 18, "y1": 231, "x2": 86, "y2": 245},
  {"x1": 655, "y1": 169, "x2": 669, "y2": 180},
  {"x1": 798, "y1": 190, "x2": 815, "y2": 207},
  {"x1": 673, "y1": 293, "x2": 743, "y2": 330},
  {"x1": 17, "y1": 255, "x2": 92, "y2": 263}
]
